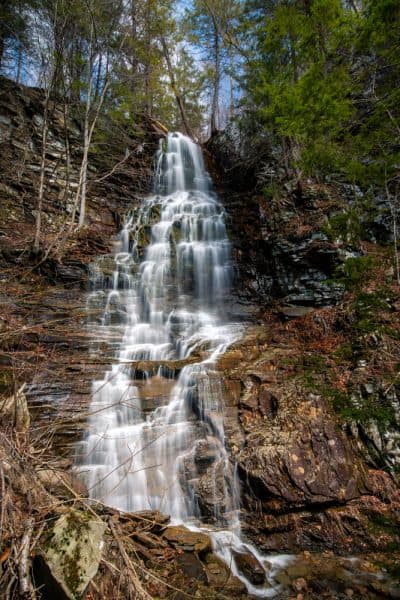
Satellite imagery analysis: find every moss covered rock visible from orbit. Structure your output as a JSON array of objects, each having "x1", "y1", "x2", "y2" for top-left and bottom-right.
[{"x1": 41, "y1": 509, "x2": 106, "y2": 599}]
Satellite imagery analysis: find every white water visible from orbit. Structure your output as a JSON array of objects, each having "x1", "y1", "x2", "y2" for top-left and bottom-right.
[{"x1": 76, "y1": 132, "x2": 290, "y2": 596}]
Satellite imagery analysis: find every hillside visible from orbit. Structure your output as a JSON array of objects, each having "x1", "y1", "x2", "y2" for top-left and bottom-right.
[{"x1": 0, "y1": 77, "x2": 399, "y2": 600}]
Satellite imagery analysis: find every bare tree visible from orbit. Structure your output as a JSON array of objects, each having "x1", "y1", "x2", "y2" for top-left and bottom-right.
[{"x1": 160, "y1": 36, "x2": 195, "y2": 139}]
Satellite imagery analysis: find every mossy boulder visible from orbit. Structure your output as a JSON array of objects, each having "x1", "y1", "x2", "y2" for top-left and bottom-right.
[{"x1": 39, "y1": 509, "x2": 106, "y2": 599}]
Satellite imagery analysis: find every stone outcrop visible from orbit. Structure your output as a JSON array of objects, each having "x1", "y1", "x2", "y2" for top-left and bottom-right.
[
  {"x1": 205, "y1": 134, "x2": 333, "y2": 310},
  {"x1": 162, "y1": 525, "x2": 212, "y2": 556},
  {"x1": 203, "y1": 326, "x2": 400, "y2": 556},
  {"x1": 35, "y1": 510, "x2": 106, "y2": 600}
]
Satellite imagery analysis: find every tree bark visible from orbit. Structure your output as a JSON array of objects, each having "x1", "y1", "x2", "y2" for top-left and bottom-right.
[
  {"x1": 210, "y1": 18, "x2": 220, "y2": 136},
  {"x1": 129, "y1": 0, "x2": 139, "y2": 101},
  {"x1": 161, "y1": 37, "x2": 194, "y2": 139},
  {"x1": 144, "y1": 0, "x2": 152, "y2": 117},
  {"x1": 18, "y1": 517, "x2": 36, "y2": 599},
  {"x1": 0, "y1": 34, "x2": 4, "y2": 69},
  {"x1": 33, "y1": 93, "x2": 50, "y2": 252},
  {"x1": 77, "y1": 20, "x2": 94, "y2": 229}
]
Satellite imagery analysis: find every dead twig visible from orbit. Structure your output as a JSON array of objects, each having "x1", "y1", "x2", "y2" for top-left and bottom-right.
[
  {"x1": 108, "y1": 518, "x2": 152, "y2": 600},
  {"x1": 18, "y1": 517, "x2": 36, "y2": 599}
]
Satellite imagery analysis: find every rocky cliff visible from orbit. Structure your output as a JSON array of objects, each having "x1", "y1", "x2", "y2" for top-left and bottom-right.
[{"x1": 1, "y1": 79, "x2": 399, "y2": 599}]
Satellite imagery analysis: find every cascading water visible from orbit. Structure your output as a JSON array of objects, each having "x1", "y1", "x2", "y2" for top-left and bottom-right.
[{"x1": 77, "y1": 133, "x2": 291, "y2": 596}]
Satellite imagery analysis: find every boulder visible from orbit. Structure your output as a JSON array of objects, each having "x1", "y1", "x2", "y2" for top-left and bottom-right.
[
  {"x1": 37, "y1": 509, "x2": 106, "y2": 600},
  {"x1": 203, "y1": 552, "x2": 246, "y2": 595},
  {"x1": 232, "y1": 549, "x2": 266, "y2": 585},
  {"x1": 162, "y1": 525, "x2": 212, "y2": 556},
  {"x1": 238, "y1": 393, "x2": 366, "y2": 511}
]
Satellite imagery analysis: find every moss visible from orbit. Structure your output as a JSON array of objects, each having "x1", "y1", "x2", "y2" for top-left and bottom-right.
[
  {"x1": 263, "y1": 181, "x2": 281, "y2": 201},
  {"x1": 137, "y1": 224, "x2": 152, "y2": 249},
  {"x1": 329, "y1": 392, "x2": 396, "y2": 426},
  {"x1": 43, "y1": 510, "x2": 94, "y2": 599},
  {"x1": 289, "y1": 353, "x2": 331, "y2": 390},
  {"x1": 291, "y1": 351, "x2": 396, "y2": 427},
  {"x1": 368, "y1": 513, "x2": 400, "y2": 558},
  {"x1": 351, "y1": 289, "x2": 391, "y2": 333},
  {"x1": 323, "y1": 196, "x2": 382, "y2": 246},
  {"x1": 330, "y1": 256, "x2": 376, "y2": 290},
  {"x1": 323, "y1": 209, "x2": 364, "y2": 246}
]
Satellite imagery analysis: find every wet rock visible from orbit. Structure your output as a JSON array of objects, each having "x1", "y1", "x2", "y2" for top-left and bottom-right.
[
  {"x1": 36, "y1": 509, "x2": 106, "y2": 600},
  {"x1": 193, "y1": 439, "x2": 219, "y2": 472},
  {"x1": 193, "y1": 458, "x2": 235, "y2": 519},
  {"x1": 232, "y1": 549, "x2": 266, "y2": 584},
  {"x1": 121, "y1": 510, "x2": 170, "y2": 532},
  {"x1": 203, "y1": 552, "x2": 246, "y2": 595},
  {"x1": 162, "y1": 525, "x2": 212, "y2": 556},
  {"x1": 131, "y1": 356, "x2": 200, "y2": 378},
  {"x1": 148, "y1": 203, "x2": 161, "y2": 224},
  {"x1": 177, "y1": 552, "x2": 207, "y2": 582}
]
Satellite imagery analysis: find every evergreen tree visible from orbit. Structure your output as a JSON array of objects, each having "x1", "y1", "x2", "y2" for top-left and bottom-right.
[{"x1": 241, "y1": 0, "x2": 357, "y2": 178}]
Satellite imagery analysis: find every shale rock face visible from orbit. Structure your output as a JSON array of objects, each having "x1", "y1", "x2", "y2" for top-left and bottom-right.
[
  {"x1": 238, "y1": 392, "x2": 365, "y2": 511},
  {"x1": 206, "y1": 131, "x2": 358, "y2": 311},
  {"x1": 208, "y1": 327, "x2": 400, "y2": 555},
  {"x1": 0, "y1": 75, "x2": 158, "y2": 274}
]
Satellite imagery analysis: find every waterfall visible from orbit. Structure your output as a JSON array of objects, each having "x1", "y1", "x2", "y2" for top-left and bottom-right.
[{"x1": 76, "y1": 132, "x2": 290, "y2": 596}]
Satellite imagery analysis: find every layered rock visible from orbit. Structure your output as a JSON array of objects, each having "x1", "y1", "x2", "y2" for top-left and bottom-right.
[{"x1": 205, "y1": 326, "x2": 400, "y2": 556}]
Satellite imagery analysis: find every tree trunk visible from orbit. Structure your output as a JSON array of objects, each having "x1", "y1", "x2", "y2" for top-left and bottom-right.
[
  {"x1": 0, "y1": 34, "x2": 4, "y2": 69},
  {"x1": 210, "y1": 20, "x2": 220, "y2": 136},
  {"x1": 144, "y1": 0, "x2": 152, "y2": 117},
  {"x1": 78, "y1": 23, "x2": 94, "y2": 229},
  {"x1": 129, "y1": 0, "x2": 139, "y2": 100},
  {"x1": 34, "y1": 94, "x2": 50, "y2": 252},
  {"x1": 161, "y1": 37, "x2": 194, "y2": 139},
  {"x1": 94, "y1": 53, "x2": 102, "y2": 101}
]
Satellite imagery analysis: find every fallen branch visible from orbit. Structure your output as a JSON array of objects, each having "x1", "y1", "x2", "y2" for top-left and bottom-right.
[
  {"x1": 18, "y1": 517, "x2": 36, "y2": 599},
  {"x1": 108, "y1": 518, "x2": 152, "y2": 600}
]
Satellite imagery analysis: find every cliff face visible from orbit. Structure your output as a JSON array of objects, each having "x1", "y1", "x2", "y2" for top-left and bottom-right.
[
  {"x1": 1, "y1": 79, "x2": 400, "y2": 599},
  {"x1": 204, "y1": 129, "x2": 400, "y2": 568},
  {"x1": 0, "y1": 75, "x2": 159, "y2": 267},
  {"x1": 0, "y1": 77, "x2": 161, "y2": 456}
]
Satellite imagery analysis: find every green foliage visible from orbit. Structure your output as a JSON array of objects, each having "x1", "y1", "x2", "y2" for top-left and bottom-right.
[
  {"x1": 262, "y1": 181, "x2": 280, "y2": 200},
  {"x1": 241, "y1": 0, "x2": 357, "y2": 177},
  {"x1": 332, "y1": 256, "x2": 375, "y2": 290},
  {"x1": 329, "y1": 388, "x2": 396, "y2": 426},
  {"x1": 239, "y1": 0, "x2": 400, "y2": 187},
  {"x1": 323, "y1": 210, "x2": 364, "y2": 246},
  {"x1": 351, "y1": 290, "x2": 390, "y2": 333}
]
